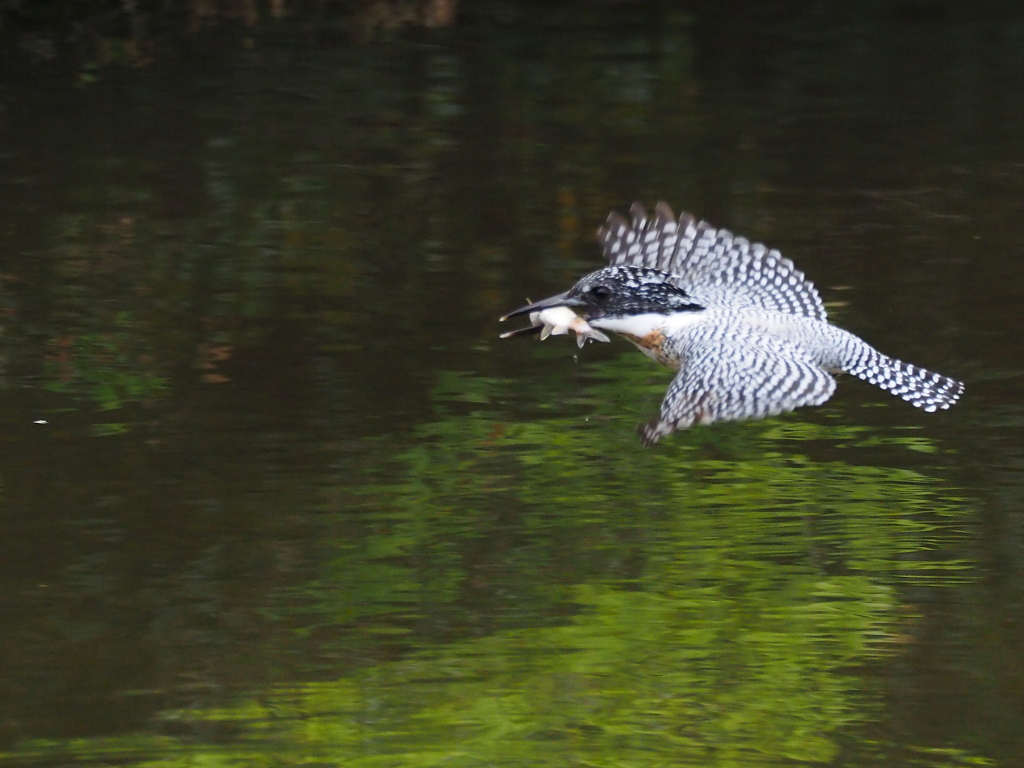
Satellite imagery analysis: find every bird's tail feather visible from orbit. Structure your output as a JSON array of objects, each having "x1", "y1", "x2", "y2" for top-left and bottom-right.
[{"x1": 846, "y1": 351, "x2": 963, "y2": 412}]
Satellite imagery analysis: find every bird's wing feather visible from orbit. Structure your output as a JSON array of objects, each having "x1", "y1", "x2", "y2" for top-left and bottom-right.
[
  {"x1": 639, "y1": 326, "x2": 836, "y2": 445},
  {"x1": 599, "y1": 202, "x2": 827, "y2": 320}
]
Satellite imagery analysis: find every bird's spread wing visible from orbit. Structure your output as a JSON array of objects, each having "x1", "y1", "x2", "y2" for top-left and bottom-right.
[
  {"x1": 599, "y1": 202, "x2": 827, "y2": 321},
  {"x1": 639, "y1": 326, "x2": 837, "y2": 445}
]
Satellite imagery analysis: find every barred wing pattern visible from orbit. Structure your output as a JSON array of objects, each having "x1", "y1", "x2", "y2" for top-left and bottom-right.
[
  {"x1": 639, "y1": 325, "x2": 837, "y2": 446},
  {"x1": 599, "y1": 202, "x2": 828, "y2": 321}
]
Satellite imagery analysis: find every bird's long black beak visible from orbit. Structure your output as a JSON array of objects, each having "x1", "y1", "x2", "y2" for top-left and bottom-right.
[{"x1": 500, "y1": 291, "x2": 584, "y2": 322}]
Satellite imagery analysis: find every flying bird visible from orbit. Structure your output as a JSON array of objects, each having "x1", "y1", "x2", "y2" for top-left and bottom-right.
[{"x1": 501, "y1": 202, "x2": 964, "y2": 445}]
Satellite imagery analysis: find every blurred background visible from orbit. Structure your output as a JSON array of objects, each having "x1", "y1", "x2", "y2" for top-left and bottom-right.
[{"x1": 0, "y1": 1, "x2": 1021, "y2": 765}]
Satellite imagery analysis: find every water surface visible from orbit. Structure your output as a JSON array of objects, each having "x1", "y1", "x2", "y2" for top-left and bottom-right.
[{"x1": 0, "y1": 5, "x2": 1022, "y2": 766}]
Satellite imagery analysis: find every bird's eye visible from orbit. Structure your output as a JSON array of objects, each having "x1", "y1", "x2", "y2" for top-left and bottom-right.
[{"x1": 590, "y1": 285, "x2": 611, "y2": 301}]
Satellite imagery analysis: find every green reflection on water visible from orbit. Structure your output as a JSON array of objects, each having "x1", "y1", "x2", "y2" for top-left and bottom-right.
[
  {"x1": 39, "y1": 216, "x2": 170, "y2": 433},
  {"x1": 2, "y1": 364, "x2": 982, "y2": 767}
]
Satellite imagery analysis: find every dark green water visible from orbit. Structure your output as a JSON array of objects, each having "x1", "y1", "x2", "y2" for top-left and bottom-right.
[{"x1": 1, "y1": 5, "x2": 1022, "y2": 766}]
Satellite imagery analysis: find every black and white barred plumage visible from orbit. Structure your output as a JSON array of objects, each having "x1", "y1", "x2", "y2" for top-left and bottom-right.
[{"x1": 502, "y1": 202, "x2": 964, "y2": 445}]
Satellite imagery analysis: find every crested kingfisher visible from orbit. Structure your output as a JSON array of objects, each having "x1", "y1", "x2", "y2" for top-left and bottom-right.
[{"x1": 500, "y1": 202, "x2": 964, "y2": 445}]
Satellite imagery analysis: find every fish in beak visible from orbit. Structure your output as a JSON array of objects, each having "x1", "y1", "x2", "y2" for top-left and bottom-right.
[{"x1": 500, "y1": 294, "x2": 609, "y2": 348}]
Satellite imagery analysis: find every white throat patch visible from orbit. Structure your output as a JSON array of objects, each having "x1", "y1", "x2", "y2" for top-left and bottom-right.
[{"x1": 591, "y1": 311, "x2": 704, "y2": 338}]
